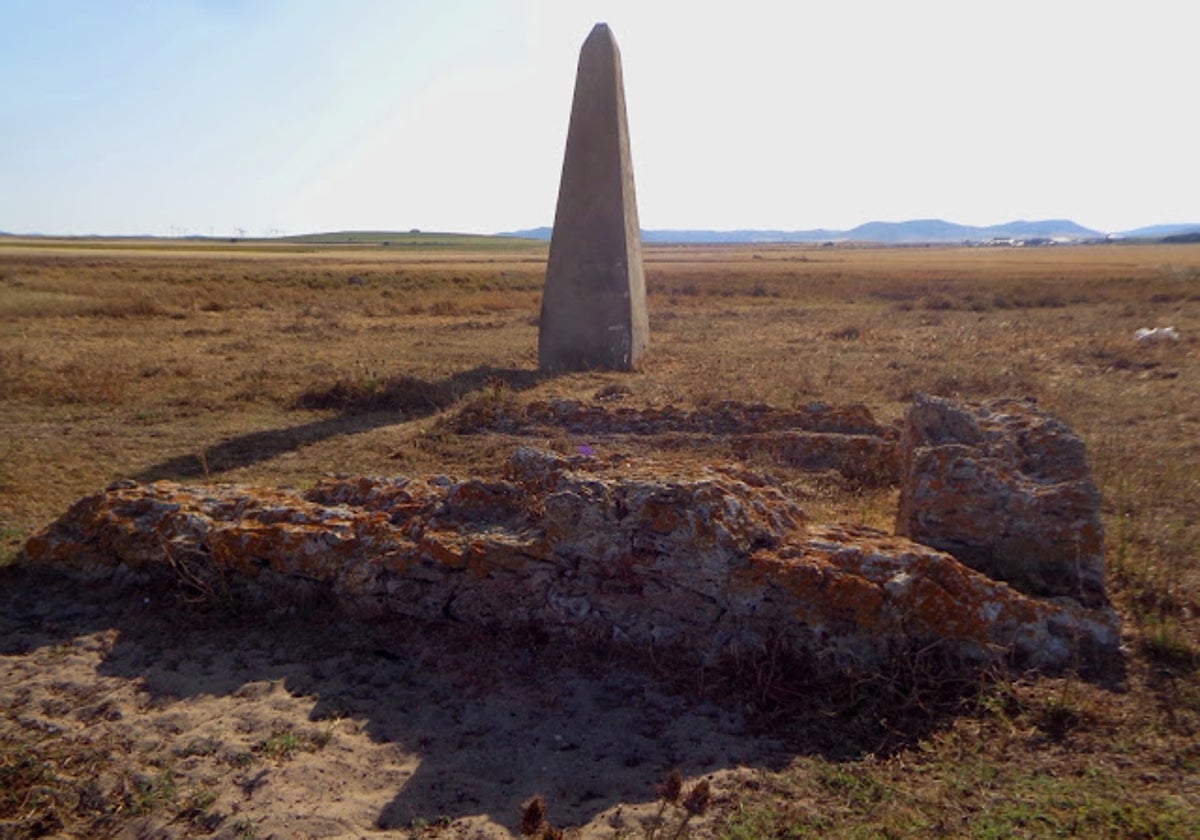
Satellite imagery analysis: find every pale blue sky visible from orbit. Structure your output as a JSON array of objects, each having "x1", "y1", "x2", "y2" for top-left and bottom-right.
[{"x1": 1, "y1": 0, "x2": 1196, "y2": 236}]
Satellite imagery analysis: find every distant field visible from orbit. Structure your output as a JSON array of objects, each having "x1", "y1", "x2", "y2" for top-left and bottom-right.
[
  {"x1": 279, "y1": 229, "x2": 547, "y2": 249},
  {"x1": 0, "y1": 229, "x2": 548, "y2": 255},
  {"x1": 1, "y1": 238, "x2": 1197, "y2": 837}
]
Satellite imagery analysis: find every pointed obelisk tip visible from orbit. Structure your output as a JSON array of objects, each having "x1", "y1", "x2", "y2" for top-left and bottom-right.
[{"x1": 588, "y1": 22, "x2": 614, "y2": 41}]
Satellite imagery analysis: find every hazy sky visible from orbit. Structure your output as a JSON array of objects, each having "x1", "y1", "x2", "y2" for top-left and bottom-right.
[{"x1": 2, "y1": 0, "x2": 1196, "y2": 236}]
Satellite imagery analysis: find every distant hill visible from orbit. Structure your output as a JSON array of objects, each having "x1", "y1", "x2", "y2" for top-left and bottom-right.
[
  {"x1": 1119, "y1": 223, "x2": 1200, "y2": 239},
  {"x1": 640, "y1": 228, "x2": 843, "y2": 244},
  {"x1": 843, "y1": 218, "x2": 1103, "y2": 244},
  {"x1": 503, "y1": 227, "x2": 553, "y2": 241},
  {"x1": 497, "y1": 219, "x2": 1107, "y2": 245}
]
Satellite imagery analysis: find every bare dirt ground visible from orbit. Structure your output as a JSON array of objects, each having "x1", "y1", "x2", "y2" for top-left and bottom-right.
[{"x1": 2, "y1": 565, "x2": 791, "y2": 838}]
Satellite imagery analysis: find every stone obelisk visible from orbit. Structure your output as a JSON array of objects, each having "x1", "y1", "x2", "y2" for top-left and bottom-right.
[{"x1": 538, "y1": 23, "x2": 648, "y2": 372}]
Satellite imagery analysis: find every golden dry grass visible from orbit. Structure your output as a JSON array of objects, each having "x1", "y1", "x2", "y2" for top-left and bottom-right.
[{"x1": 1, "y1": 237, "x2": 1198, "y2": 837}]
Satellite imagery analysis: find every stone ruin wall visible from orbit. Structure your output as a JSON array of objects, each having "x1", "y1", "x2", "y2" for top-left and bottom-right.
[{"x1": 19, "y1": 394, "x2": 1120, "y2": 676}]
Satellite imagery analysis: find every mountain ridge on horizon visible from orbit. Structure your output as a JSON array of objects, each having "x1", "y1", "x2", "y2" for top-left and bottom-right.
[
  {"x1": 499, "y1": 218, "x2": 1200, "y2": 245},
  {"x1": 5, "y1": 220, "x2": 1200, "y2": 243}
]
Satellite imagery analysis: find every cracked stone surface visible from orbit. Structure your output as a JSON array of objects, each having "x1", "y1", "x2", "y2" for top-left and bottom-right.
[{"x1": 896, "y1": 395, "x2": 1107, "y2": 607}]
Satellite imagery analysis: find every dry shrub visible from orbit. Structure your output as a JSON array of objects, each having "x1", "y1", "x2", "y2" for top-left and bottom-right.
[
  {"x1": 426, "y1": 299, "x2": 464, "y2": 317},
  {"x1": 519, "y1": 795, "x2": 548, "y2": 835},
  {"x1": 449, "y1": 390, "x2": 521, "y2": 433},
  {"x1": 413, "y1": 289, "x2": 538, "y2": 317},
  {"x1": 88, "y1": 295, "x2": 166, "y2": 318},
  {"x1": 0, "y1": 351, "x2": 128, "y2": 405},
  {"x1": 828, "y1": 325, "x2": 862, "y2": 341},
  {"x1": 294, "y1": 373, "x2": 457, "y2": 414},
  {"x1": 891, "y1": 368, "x2": 1041, "y2": 403},
  {"x1": 0, "y1": 290, "x2": 165, "y2": 320}
]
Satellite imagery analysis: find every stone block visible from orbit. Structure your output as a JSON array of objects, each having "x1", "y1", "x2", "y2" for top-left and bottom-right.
[{"x1": 896, "y1": 395, "x2": 1107, "y2": 607}]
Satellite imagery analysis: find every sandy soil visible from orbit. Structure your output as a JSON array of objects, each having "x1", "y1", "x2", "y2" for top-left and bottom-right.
[{"x1": 1, "y1": 567, "x2": 790, "y2": 838}]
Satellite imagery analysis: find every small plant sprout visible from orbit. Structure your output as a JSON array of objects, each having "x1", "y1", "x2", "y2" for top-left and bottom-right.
[
  {"x1": 519, "y1": 794, "x2": 562, "y2": 838},
  {"x1": 645, "y1": 769, "x2": 712, "y2": 839}
]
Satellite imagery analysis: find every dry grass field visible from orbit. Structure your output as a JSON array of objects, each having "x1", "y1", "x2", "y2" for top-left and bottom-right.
[{"x1": 1, "y1": 237, "x2": 1198, "y2": 838}]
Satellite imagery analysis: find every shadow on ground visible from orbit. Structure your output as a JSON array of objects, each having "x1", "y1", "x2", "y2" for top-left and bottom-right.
[
  {"x1": 0, "y1": 566, "x2": 998, "y2": 835},
  {"x1": 134, "y1": 365, "x2": 546, "y2": 482},
  {"x1": 0, "y1": 568, "x2": 783, "y2": 835}
]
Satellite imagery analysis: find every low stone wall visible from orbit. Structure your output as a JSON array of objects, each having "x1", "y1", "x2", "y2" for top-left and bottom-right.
[
  {"x1": 21, "y1": 438, "x2": 1119, "y2": 673},
  {"x1": 451, "y1": 398, "x2": 901, "y2": 485}
]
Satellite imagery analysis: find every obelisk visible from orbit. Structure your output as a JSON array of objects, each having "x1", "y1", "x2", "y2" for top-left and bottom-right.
[{"x1": 538, "y1": 23, "x2": 648, "y2": 372}]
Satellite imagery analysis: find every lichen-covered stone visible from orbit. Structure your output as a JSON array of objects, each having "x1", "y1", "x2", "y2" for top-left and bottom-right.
[
  {"x1": 21, "y1": 446, "x2": 1117, "y2": 673},
  {"x1": 896, "y1": 395, "x2": 1107, "y2": 607}
]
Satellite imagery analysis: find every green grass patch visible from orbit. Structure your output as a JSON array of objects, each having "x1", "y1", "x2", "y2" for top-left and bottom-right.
[
  {"x1": 127, "y1": 765, "x2": 178, "y2": 816},
  {"x1": 255, "y1": 727, "x2": 331, "y2": 762},
  {"x1": 0, "y1": 525, "x2": 23, "y2": 568},
  {"x1": 719, "y1": 762, "x2": 1198, "y2": 839}
]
